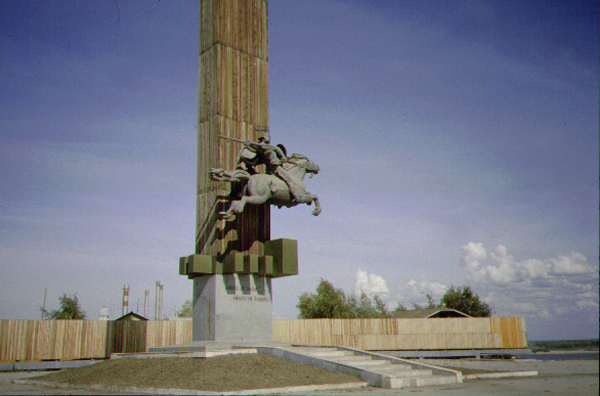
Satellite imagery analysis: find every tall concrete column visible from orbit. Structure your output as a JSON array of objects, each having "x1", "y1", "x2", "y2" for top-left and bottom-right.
[
  {"x1": 192, "y1": 0, "x2": 272, "y2": 342},
  {"x1": 197, "y1": 0, "x2": 270, "y2": 259}
]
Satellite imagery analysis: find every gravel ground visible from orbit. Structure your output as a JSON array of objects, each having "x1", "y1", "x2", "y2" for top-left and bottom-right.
[{"x1": 24, "y1": 354, "x2": 361, "y2": 392}]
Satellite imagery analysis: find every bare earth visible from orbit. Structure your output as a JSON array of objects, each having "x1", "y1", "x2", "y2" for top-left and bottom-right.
[{"x1": 27, "y1": 354, "x2": 361, "y2": 392}]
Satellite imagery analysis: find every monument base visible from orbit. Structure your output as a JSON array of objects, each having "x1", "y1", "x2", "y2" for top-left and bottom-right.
[{"x1": 193, "y1": 273, "x2": 273, "y2": 342}]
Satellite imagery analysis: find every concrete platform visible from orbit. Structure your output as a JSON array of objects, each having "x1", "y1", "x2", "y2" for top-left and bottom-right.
[
  {"x1": 128, "y1": 343, "x2": 464, "y2": 389},
  {"x1": 148, "y1": 340, "x2": 292, "y2": 353},
  {"x1": 111, "y1": 348, "x2": 257, "y2": 359},
  {"x1": 259, "y1": 345, "x2": 463, "y2": 389},
  {"x1": 0, "y1": 360, "x2": 102, "y2": 372},
  {"x1": 382, "y1": 348, "x2": 532, "y2": 358}
]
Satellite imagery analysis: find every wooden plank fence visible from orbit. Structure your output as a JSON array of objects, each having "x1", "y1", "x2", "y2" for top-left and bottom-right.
[
  {"x1": 0, "y1": 320, "x2": 192, "y2": 362},
  {"x1": 0, "y1": 317, "x2": 526, "y2": 362},
  {"x1": 272, "y1": 317, "x2": 528, "y2": 350}
]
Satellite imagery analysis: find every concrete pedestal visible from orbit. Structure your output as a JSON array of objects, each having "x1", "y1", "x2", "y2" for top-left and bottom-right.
[{"x1": 193, "y1": 273, "x2": 273, "y2": 342}]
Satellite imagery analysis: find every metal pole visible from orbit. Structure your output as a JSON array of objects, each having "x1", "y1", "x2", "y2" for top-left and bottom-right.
[
  {"x1": 144, "y1": 289, "x2": 149, "y2": 317},
  {"x1": 154, "y1": 281, "x2": 159, "y2": 320},
  {"x1": 122, "y1": 284, "x2": 129, "y2": 316}
]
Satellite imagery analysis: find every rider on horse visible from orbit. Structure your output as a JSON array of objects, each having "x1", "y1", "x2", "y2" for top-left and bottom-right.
[
  {"x1": 210, "y1": 132, "x2": 321, "y2": 219},
  {"x1": 235, "y1": 133, "x2": 305, "y2": 202}
]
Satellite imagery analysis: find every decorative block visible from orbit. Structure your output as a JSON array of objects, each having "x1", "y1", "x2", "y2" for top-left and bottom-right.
[
  {"x1": 179, "y1": 240, "x2": 298, "y2": 278},
  {"x1": 264, "y1": 238, "x2": 298, "y2": 278},
  {"x1": 222, "y1": 252, "x2": 244, "y2": 273},
  {"x1": 213, "y1": 261, "x2": 224, "y2": 274},
  {"x1": 179, "y1": 256, "x2": 189, "y2": 275},
  {"x1": 259, "y1": 256, "x2": 274, "y2": 276},
  {"x1": 187, "y1": 255, "x2": 215, "y2": 277},
  {"x1": 244, "y1": 255, "x2": 259, "y2": 274}
]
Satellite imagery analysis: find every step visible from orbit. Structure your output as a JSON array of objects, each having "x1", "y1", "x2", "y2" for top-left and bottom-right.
[
  {"x1": 367, "y1": 363, "x2": 414, "y2": 372},
  {"x1": 300, "y1": 350, "x2": 355, "y2": 358},
  {"x1": 322, "y1": 354, "x2": 373, "y2": 361},
  {"x1": 335, "y1": 359, "x2": 391, "y2": 367},
  {"x1": 288, "y1": 347, "x2": 340, "y2": 352},
  {"x1": 390, "y1": 374, "x2": 458, "y2": 388},
  {"x1": 371, "y1": 367, "x2": 433, "y2": 377}
]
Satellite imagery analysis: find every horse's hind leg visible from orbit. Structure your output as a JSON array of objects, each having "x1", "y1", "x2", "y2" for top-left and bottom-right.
[
  {"x1": 220, "y1": 194, "x2": 269, "y2": 219},
  {"x1": 237, "y1": 194, "x2": 269, "y2": 209}
]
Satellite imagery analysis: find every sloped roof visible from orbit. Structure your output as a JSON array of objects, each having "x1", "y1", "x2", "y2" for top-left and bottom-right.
[
  {"x1": 393, "y1": 308, "x2": 471, "y2": 318},
  {"x1": 115, "y1": 311, "x2": 149, "y2": 321}
]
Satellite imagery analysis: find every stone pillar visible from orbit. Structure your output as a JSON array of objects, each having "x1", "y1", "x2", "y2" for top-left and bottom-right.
[
  {"x1": 196, "y1": 0, "x2": 270, "y2": 259},
  {"x1": 192, "y1": 274, "x2": 273, "y2": 341},
  {"x1": 191, "y1": 0, "x2": 272, "y2": 342}
]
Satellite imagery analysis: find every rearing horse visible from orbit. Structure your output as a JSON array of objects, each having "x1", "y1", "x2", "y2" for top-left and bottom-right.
[{"x1": 212, "y1": 154, "x2": 322, "y2": 220}]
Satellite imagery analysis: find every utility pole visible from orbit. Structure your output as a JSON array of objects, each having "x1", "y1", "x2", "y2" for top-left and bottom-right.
[
  {"x1": 158, "y1": 282, "x2": 164, "y2": 320},
  {"x1": 155, "y1": 281, "x2": 163, "y2": 320},
  {"x1": 122, "y1": 284, "x2": 129, "y2": 316},
  {"x1": 41, "y1": 288, "x2": 47, "y2": 320},
  {"x1": 144, "y1": 289, "x2": 149, "y2": 317}
]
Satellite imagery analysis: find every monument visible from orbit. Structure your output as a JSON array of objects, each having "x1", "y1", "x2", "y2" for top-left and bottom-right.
[{"x1": 179, "y1": 0, "x2": 320, "y2": 342}]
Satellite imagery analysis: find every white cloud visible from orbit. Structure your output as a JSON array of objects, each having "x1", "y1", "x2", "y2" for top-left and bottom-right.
[
  {"x1": 393, "y1": 279, "x2": 448, "y2": 308},
  {"x1": 549, "y1": 252, "x2": 592, "y2": 275},
  {"x1": 461, "y1": 242, "x2": 487, "y2": 271},
  {"x1": 354, "y1": 269, "x2": 389, "y2": 298},
  {"x1": 460, "y1": 242, "x2": 599, "y2": 320}
]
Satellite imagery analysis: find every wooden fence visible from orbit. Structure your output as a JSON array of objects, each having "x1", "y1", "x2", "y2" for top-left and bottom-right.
[
  {"x1": 0, "y1": 320, "x2": 192, "y2": 362},
  {"x1": 272, "y1": 317, "x2": 527, "y2": 350},
  {"x1": 1, "y1": 317, "x2": 526, "y2": 361}
]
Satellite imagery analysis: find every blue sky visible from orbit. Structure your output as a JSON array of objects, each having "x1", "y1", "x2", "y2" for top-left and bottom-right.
[{"x1": 0, "y1": 0, "x2": 598, "y2": 341}]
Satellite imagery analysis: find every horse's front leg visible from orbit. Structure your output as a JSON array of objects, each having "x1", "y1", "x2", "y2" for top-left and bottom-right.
[
  {"x1": 220, "y1": 198, "x2": 248, "y2": 220},
  {"x1": 220, "y1": 200, "x2": 239, "y2": 220},
  {"x1": 308, "y1": 193, "x2": 322, "y2": 216}
]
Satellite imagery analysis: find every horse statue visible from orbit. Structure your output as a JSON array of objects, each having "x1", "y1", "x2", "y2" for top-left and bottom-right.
[{"x1": 210, "y1": 153, "x2": 321, "y2": 220}]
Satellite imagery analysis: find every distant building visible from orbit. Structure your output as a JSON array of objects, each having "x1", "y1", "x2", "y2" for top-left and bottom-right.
[
  {"x1": 115, "y1": 311, "x2": 149, "y2": 321},
  {"x1": 392, "y1": 308, "x2": 470, "y2": 319},
  {"x1": 99, "y1": 307, "x2": 110, "y2": 321}
]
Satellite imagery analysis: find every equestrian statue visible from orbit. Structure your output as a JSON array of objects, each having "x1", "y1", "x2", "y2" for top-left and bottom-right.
[{"x1": 209, "y1": 132, "x2": 322, "y2": 220}]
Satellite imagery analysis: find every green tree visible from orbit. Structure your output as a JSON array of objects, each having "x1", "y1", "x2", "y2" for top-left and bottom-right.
[
  {"x1": 425, "y1": 293, "x2": 441, "y2": 309},
  {"x1": 356, "y1": 291, "x2": 377, "y2": 318},
  {"x1": 297, "y1": 279, "x2": 355, "y2": 318},
  {"x1": 407, "y1": 293, "x2": 441, "y2": 310},
  {"x1": 373, "y1": 295, "x2": 390, "y2": 318},
  {"x1": 391, "y1": 302, "x2": 408, "y2": 315},
  {"x1": 440, "y1": 286, "x2": 491, "y2": 317},
  {"x1": 297, "y1": 279, "x2": 391, "y2": 319},
  {"x1": 177, "y1": 299, "x2": 193, "y2": 317},
  {"x1": 41, "y1": 293, "x2": 86, "y2": 320}
]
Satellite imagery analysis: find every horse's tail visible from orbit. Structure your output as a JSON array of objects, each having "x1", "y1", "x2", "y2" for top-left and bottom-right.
[{"x1": 209, "y1": 169, "x2": 251, "y2": 183}]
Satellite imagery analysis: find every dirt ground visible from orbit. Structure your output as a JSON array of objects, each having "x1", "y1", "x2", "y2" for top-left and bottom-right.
[{"x1": 30, "y1": 354, "x2": 362, "y2": 392}]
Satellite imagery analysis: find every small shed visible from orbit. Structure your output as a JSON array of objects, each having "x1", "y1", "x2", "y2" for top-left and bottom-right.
[
  {"x1": 115, "y1": 311, "x2": 149, "y2": 321},
  {"x1": 393, "y1": 308, "x2": 471, "y2": 318}
]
